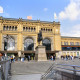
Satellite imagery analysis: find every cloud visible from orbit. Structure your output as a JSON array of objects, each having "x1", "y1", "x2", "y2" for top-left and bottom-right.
[
  {"x1": 43, "y1": 8, "x2": 48, "y2": 11},
  {"x1": 0, "y1": 6, "x2": 3, "y2": 13},
  {"x1": 58, "y1": 0, "x2": 80, "y2": 20},
  {"x1": 61, "y1": 24, "x2": 80, "y2": 37}
]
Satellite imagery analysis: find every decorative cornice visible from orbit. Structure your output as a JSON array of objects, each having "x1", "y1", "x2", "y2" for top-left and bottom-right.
[{"x1": 0, "y1": 16, "x2": 60, "y2": 25}]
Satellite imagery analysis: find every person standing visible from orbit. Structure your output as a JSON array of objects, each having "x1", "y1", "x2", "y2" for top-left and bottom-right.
[
  {"x1": 11, "y1": 56, "x2": 13, "y2": 62},
  {"x1": 66, "y1": 55, "x2": 68, "y2": 60},
  {"x1": 51, "y1": 55, "x2": 53, "y2": 60},
  {"x1": 53, "y1": 55, "x2": 55, "y2": 61},
  {"x1": 21, "y1": 53, "x2": 25, "y2": 62},
  {"x1": 28, "y1": 55, "x2": 30, "y2": 61}
]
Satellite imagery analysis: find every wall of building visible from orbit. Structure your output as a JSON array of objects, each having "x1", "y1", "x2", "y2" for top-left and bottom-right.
[
  {"x1": 60, "y1": 37, "x2": 80, "y2": 58},
  {"x1": 0, "y1": 17, "x2": 61, "y2": 57}
]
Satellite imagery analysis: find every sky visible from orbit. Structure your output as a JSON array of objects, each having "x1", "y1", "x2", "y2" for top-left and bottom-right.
[{"x1": 0, "y1": 0, "x2": 80, "y2": 37}]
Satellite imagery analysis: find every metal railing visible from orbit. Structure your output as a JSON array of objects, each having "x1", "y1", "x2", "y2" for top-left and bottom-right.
[
  {"x1": 0, "y1": 60, "x2": 11, "y2": 80},
  {"x1": 41, "y1": 63, "x2": 54, "y2": 80},
  {"x1": 41, "y1": 63, "x2": 80, "y2": 80}
]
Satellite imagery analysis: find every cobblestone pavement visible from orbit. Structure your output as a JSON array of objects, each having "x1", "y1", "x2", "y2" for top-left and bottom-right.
[{"x1": 10, "y1": 59, "x2": 80, "y2": 80}]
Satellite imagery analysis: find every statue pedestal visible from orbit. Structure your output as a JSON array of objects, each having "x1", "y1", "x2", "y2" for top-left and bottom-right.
[{"x1": 35, "y1": 45, "x2": 47, "y2": 61}]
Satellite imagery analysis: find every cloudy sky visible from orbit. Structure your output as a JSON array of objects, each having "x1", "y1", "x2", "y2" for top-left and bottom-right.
[{"x1": 0, "y1": 0, "x2": 80, "y2": 37}]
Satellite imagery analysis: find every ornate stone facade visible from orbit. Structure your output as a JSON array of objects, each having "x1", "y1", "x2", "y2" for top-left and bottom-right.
[{"x1": 0, "y1": 16, "x2": 80, "y2": 59}]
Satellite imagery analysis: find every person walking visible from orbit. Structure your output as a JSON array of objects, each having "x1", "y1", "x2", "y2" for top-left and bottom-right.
[{"x1": 66, "y1": 55, "x2": 68, "y2": 60}]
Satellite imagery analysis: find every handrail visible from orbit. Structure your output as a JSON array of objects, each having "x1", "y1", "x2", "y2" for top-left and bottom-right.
[
  {"x1": 56, "y1": 67, "x2": 80, "y2": 72},
  {"x1": 56, "y1": 64, "x2": 80, "y2": 68},
  {"x1": 0, "y1": 60, "x2": 11, "y2": 80},
  {"x1": 41, "y1": 63, "x2": 54, "y2": 79},
  {"x1": 41, "y1": 63, "x2": 80, "y2": 80}
]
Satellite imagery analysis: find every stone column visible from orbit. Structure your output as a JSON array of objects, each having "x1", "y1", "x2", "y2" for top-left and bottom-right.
[{"x1": 18, "y1": 51, "x2": 21, "y2": 57}]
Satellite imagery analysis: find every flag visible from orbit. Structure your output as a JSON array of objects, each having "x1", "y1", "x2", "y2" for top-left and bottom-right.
[
  {"x1": 27, "y1": 16, "x2": 32, "y2": 20},
  {"x1": 54, "y1": 13, "x2": 58, "y2": 19}
]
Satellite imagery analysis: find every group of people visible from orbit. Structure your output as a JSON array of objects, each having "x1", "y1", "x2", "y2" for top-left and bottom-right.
[
  {"x1": 18, "y1": 55, "x2": 31, "y2": 62},
  {"x1": 61, "y1": 55, "x2": 74, "y2": 60}
]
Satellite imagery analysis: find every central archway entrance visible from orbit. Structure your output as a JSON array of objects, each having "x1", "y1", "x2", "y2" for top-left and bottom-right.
[
  {"x1": 24, "y1": 38, "x2": 34, "y2": 51},
  {"x1": 42, "y1": 38, "x2": 55, "y2": 60},
  {"x1": 24, "y1": 37, "x2": 34, "y2": 60},
  {"x1": 42, "y1": 38, "x2": 51, "y2": 50}
]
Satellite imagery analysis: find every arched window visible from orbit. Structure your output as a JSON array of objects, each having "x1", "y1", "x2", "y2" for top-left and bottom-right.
[
  {"x1": 24, "y1": 38, "x2": 34, "y2": 51},
  {"x1": 4, "y1": 37, "x2": 15, "y2": 51},
  {"x1": 42, "y1": 38, "x2": 51, "y2": 50}
]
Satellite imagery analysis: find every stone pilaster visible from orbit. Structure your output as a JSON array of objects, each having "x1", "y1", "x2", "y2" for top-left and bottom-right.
[{"x1": 18, "y1": 51, "x2": 21, "y2": 57}]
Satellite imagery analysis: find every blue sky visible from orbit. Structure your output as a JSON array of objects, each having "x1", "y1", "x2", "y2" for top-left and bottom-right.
[{"x1": 0, "y1": 0, "x2": 80, "y2": 37}]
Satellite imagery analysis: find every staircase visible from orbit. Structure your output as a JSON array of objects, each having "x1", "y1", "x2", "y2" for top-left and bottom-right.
[{"x1": 11, "y1": 61, "x2": 54, "y2": 75}]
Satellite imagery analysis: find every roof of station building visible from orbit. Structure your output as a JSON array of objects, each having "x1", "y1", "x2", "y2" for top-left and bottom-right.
[
  {"x1": 61, "y1": 36, "x2": 80, "y2": 39},
  {"x1": 0, "y1": 16, "x2": 60, "y2": 25}
]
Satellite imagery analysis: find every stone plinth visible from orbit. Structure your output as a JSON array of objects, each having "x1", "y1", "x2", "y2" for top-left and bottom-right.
[{"x1": 35, "y1": 45, "x2": 47, "y2": 61}]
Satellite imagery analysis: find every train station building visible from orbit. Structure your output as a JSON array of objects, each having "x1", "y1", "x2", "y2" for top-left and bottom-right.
[{"x1": 0, "y1": 16, "x2": 80, "y2": 60}]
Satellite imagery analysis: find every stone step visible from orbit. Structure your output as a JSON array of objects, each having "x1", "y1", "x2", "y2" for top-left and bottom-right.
[{"x1": 11, "y1": 61, "x2": 54, "y2": 75}]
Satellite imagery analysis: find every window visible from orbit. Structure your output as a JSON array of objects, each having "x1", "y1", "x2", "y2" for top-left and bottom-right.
[
  {"x1": 75, "y1": 42, "x2": 79, "y2": 45},
  {"x1": 23, "y1": 27, "x2": 25, "y2": 31},
  {"x1": 15, "y1": 26, "x2": 17, "y2": 30},
  {"x1": 3, "y1": 26, "x2": 6, "y2": 30},
  {"x1": 3, "y1": 26, "x2": 17, "y2": 31},
  {"x1": 70, "y1": 42, "x2": 74, "y2": 45},
  {"x1": 64, "y1": 42, "x2": 68, "y2": 45}
]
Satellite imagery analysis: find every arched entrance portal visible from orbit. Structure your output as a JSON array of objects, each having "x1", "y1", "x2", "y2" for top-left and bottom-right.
[
  {"x1": 24, "y1": 38, "x2": 35, "y2": 60},
  {"x1": 42, "y1": 38, "x2": 54, "y2": 60},
  {"x1": 4, "y1": 36, "x2": 17, "y2": 58},
  {"x1": 24, "y1": 38, "x2": 34, "y2": 51},
  {"x1": 4, "y1": 36, "x2": 15, "y2": 51},
  {"x1": 42, "y1": 38, "x2": 51, "y2": 50}
]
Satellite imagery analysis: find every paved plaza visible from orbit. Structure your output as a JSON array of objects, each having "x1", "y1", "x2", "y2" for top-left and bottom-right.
[{"x1": 9, "y1": 59, "x2": 80, "y2": 80}]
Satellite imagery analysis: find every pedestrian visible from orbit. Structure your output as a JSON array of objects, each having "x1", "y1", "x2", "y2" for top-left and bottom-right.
[
  {"x1": 51, "y1": 56, "x2": 53, "y2": 60},
  {"x1": 68, "y1": 55, "x2": 70, "y2": 60},
  {"x1": 13, "y1": 56, "x2": 15, "y2": 62},
  {"x1": 66, "y1": 55, "x2": 68, "y2": 60},
  {"x1": 27, "y1": 55, "x2": 30, "y2": 61},
  {"x1": 72, "y1": 55, "x2": 73, "y2": 60},
  {"x1": 70, "y1": 55, "x2": 72, "y2": 60},
  {"x1": 21, "y1": 53, "x2": 25, "y2": 62},
  {"x1": 53, "y1": 55, "x2": 55, "y2": 61},
  {"x1": 11, "y1": 56, "x2": 13, "y2": 62}
]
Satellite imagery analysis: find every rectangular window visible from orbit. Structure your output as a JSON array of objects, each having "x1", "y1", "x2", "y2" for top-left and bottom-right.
[
  {"x1": 64, "y1": 42, "x2": 68, "y2": 45},
  {"x1": 70, "y1": 42, "x2": 74, "y2": 45},
  {"x1": 75, "y1": 42, "x2": 79, "y2": 45}
]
